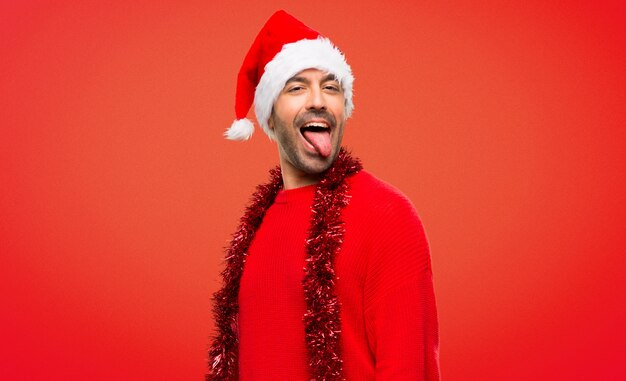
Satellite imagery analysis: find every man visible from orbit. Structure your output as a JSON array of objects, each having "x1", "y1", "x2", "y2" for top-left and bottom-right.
[{"x1": 208, "y1": 10, "x2": 439, "y2": 381}]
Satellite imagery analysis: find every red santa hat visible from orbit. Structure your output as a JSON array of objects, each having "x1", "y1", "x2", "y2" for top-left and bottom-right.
[{"x1": 224, "y1": 10, "x2": 354, "y2": 141}]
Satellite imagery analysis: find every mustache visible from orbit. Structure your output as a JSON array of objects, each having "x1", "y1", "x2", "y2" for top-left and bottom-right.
[{"x1": 294, "y1": 110, "x2": 336, "y2": 128}]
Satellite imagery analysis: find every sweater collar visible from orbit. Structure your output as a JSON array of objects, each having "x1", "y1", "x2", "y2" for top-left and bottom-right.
[{"x1": 274, "y1": 183, "x2": 316, "y2": 204}]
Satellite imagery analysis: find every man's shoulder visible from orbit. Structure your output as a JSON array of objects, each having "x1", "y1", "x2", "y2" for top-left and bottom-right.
[
  {"x1": 345, "y1": 170, "x2": 428, "y2": 253},
  {"x1": 349, "y1": 170, "x2": 413, "y2": 201},
  {"x1": 347, "y1": 170, "x2": 419, "y2": 217}
]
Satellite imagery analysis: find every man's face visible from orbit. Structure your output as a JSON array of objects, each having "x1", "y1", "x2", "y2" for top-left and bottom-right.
[{"x1": 269, "y1": 68, "x2": 346, "y2": 178}]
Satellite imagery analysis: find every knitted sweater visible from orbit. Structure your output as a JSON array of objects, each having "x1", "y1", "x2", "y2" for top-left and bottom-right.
[{"x1": 238, "y1": 170, "x2": 440, "y2": 380}]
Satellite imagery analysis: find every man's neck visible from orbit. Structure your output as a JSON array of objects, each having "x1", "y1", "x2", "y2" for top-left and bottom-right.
[{"x1": 281, "y1": 167, "x2": 321, "y2": 190}]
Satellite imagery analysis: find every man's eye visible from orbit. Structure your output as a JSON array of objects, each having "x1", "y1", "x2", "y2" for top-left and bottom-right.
[
  {"x1": 287, "y1": 86, "x2": 304, "y2": 92},
  {"x1": 324, "y1": 84, "x2": 340, "y2": 92}
]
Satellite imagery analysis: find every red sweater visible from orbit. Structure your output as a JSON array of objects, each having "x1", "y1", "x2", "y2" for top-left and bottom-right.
[{"x1": 238, "y1": 170, "x2": 439, "y2": 380}]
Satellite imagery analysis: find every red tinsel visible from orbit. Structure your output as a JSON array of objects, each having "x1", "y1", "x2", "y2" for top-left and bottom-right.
[{"x1": 207, "y1": 148, "x2": 362, "y2": 381}]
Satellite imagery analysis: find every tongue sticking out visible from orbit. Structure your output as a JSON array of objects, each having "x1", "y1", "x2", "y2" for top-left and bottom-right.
[{"x1": 303, "y1": 130, "x2": 332, "y2": 158}]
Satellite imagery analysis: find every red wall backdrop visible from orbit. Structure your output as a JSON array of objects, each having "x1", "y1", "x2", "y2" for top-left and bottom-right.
[{"x1": 1, "y1": 1, "x2": 625, "y2": 380}]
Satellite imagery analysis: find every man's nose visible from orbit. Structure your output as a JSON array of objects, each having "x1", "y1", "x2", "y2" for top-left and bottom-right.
[{"x1": 305, "y1": 87, "x2": 326, "y2": 110}]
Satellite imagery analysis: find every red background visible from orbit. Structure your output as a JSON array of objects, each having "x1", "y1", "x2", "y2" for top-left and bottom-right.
[{"x1": 1, "y1": 1, "x2": 625, "y2": 380}]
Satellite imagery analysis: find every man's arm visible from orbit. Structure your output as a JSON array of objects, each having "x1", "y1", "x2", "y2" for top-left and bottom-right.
[{"x1": 364, "y1": 196, "x2": 440, "y2": 380}]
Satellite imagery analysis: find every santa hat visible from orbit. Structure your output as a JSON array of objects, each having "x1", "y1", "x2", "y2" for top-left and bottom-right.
[{"x1": 224, "y1": 10, "x2": 354, "y2": 141}]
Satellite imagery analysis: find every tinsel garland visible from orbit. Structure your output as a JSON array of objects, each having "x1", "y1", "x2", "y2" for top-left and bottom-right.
[{"x1": 207, "y1": 148, "x2": 362, "y2": 381}]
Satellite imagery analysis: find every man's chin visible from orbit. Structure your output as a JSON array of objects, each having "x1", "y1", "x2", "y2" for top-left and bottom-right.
[
  {"x1": 298, "y1": 160, "x2": 330, "y2": 175},
  {"x1": 301, "y1": 150, "x2": 339, "y2": 173}
]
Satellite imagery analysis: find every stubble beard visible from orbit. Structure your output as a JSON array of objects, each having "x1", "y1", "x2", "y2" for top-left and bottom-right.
[{"x1": 272, "y1": 110, "x2": 344, "y2": 176}]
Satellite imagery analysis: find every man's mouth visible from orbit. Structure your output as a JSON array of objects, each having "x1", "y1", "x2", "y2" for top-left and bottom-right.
[{"x1": 300, "y1": 122, "x2": 332, "y2": 158}]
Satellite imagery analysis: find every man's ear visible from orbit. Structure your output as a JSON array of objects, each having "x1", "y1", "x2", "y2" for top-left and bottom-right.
[{"x1": 268, "y1": 109, "x2": 275, "y2": 130}]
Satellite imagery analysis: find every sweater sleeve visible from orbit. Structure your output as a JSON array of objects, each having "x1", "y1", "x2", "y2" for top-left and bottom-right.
[{"x1": 363, "y1": 195, "x2": 440, "y2": 381}]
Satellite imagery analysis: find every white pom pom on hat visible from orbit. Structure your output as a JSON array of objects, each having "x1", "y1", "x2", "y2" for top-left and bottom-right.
[
  {"x1": 224, "y1": 118, "x2": 255, "y2": 140},
  {"x1": 224, "y1": 10, "x2": 354, "y2": 141}
]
